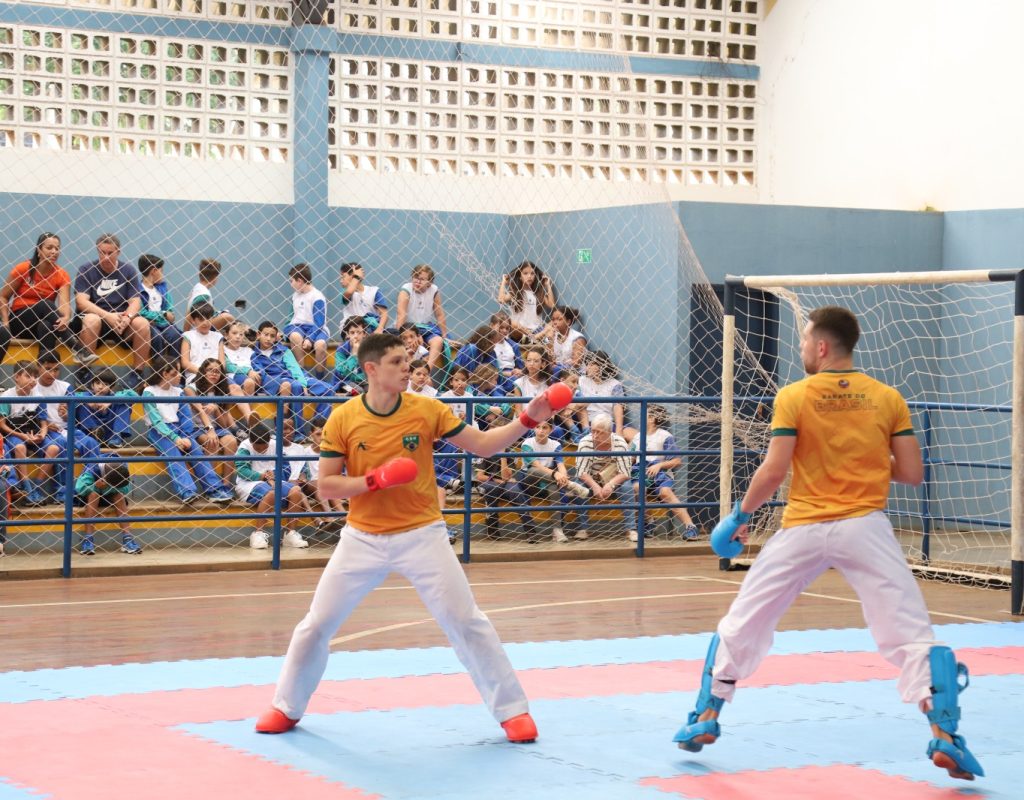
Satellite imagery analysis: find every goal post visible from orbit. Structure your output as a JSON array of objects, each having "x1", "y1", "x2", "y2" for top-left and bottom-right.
[{"x1": 720, "y1": 269, "x2": 1023, "y2": 614}]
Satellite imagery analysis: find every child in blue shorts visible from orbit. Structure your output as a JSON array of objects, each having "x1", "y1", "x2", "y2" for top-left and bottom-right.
[
  {"x1": 284, "y1": 263, "x2": 329, "y2": 379},
  {"x1": 395, "y1": 263, "x2": 449, "y2": 374}
]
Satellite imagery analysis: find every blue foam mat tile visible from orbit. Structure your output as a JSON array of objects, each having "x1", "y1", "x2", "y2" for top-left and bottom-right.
[
  {"x1": 422, "y1": 782, "x2": 673, "y2": 800},
  {"x1": 185, "y1": 717, "x2": 594, "y2": 798},
  {"x1": 0, "y1": 780, "x2": 48, "y2": 800},
  {"x1": 932, "y1": 622, "x2": 1024, "y2": 650}
]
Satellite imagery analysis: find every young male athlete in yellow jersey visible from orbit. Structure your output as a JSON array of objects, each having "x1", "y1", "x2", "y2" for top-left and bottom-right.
[
  {"x1": 674, "y1": 306, "x2": 984, "y2": 781},
  {"x1": 256, "y1": 332, "x2": 571, "y2": 744}
]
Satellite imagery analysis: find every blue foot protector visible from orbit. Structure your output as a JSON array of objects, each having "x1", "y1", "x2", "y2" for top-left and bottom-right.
[
  {"x1": 925, "y1": 645, "x2": 985, "y2": 779},
  {"x1": 673, "y1": 633, "x2": 725, "y2": 752}
]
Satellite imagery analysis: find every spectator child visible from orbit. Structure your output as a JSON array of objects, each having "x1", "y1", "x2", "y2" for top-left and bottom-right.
[
  {"x1": 137, "y1": 253, "x2": 184, "y2": 359},
  {"x1": 75, "y1": 368, "x2": 133, "y2": 448},
  {"x1": 142, "y1": 359, "x2": 234, "y2": 505},
  {"x1": 407, "y1": 359, "x2": 437, "y2": 397},
  {"x1": 435, "y1": 367, "x2": 473, "y2": 503},
  {"x1": 579, "y1": 350, "x2": 628, "y2": 438},
  {"x1": 489, "y1": 311, "x2": 524, "y2": 379},
  {"x1": 339, "y1": 261, "x2": 388, "y2": 334},
  {"x1": 75, "y1": 458, "x2": 140, "y2": 555},
  {"x1": 513, "y1": 346, "x2": 553, "y2": 398},
  {"x1": 453, "y1": 325, "x2": 515, "y2": 394},
  {"x1": 333, "y1": 316, "x2": 368, "y2": 393},
  {"x1": 233, "y1": 419, "x2": 309, "y2": 550},
  {"x1": 475, "y1": 451, "x2": 539, "y2": 543},
  {"x1": 398, "y1": 322, "x2": 429, "y2": 362},
  {"x1": 224, "y1": 321, "x2": 260, "y2": 396},
  {"x1": 185, "y1": 358, "x2": 249, "y2": 482},
  {"x1": 498, "y1": 260, "x2": 555, "y2": 342},
  {"x1": 251, "y1": 321, "x2": 333, "y2": 432},
  {"x1": 32, "y1": 355, "x2": 101, "y2": 501},
  {"x1": 186, "y1": 257, "x2": 234, "y2": 331},
  {"x1": 0, "y1": 361, "x2": 49, "y2": 504},
  {"x1": 189, "y1": 356, "x2": 257, "y2": 435},
  {"x1": 439, "y1": 366, "x2": 474, "y2": 421},
  {"x1": 280, "y1": 416, "x2": 318, "y2": 528},
  {"x1": 284, "y1": 263, "x2": 329, "y2": 378},
  {"x1": 395, "y1": 263, "x2": 449, "y2": 372},
  {"x1": 469, "y1": 363, "x2": 513, "y2": 431},
  {"x1": 548, "y1": 305, "x2": 587, "y2": 373},
  {"x1": 181, "y1": 301, "x2": 225, "y2": 386},
  {"x1": 630, "y1": 404, "x2": 699, "y2": 540},
  {"x1": 553, "y1": 369, "x2": 586, "y2": 442},
  {"x1": 518, "y1": 419, "x2": 589, "y2": 543},
  {"x1": 283, "y1": 415, "x2": 345, "y2": 528}
]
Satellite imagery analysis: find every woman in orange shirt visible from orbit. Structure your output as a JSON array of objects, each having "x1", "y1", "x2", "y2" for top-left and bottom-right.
[{"x1": 0, "y1": 232, "x2": 73, "y2": 363}]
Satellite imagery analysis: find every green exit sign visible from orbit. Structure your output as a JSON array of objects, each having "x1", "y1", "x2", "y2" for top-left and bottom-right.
[{"x1": 576, "y1": 248, "x2": 592, "y2": 264}]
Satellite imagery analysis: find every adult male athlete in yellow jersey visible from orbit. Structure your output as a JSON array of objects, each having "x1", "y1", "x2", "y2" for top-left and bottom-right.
[
  {"x1": 673, "y1": 306, "x2": 984, "y2": 781},
  {"x1": 255, "y1": 332, "x2": 571, "y2": 744}
]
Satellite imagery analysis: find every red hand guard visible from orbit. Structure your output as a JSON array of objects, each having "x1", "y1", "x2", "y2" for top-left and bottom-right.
[
  {"x1": 519, "y1": 382, "x2": 574, "y2": 429},
  {"x1": 365, "y1": 457, "x2": 418, "y2": 492}
]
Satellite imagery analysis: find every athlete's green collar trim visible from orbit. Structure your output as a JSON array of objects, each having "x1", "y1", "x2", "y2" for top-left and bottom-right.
[
  {"x1": 442, "y1": 421, "x2": 467, "y2": 439},
  {"x1": 362, "y1": 393, "x2": 402, "y2": 417},
  {"x1": 820, "y1": 369, "x2": 859, "y2": 373}
]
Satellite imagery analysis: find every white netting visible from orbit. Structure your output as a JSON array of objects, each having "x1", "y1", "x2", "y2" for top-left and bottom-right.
[
  {"x1": 0, "y1": 0, "x2": 761, "y2": 565},
  {"x1": 726, "y1": 276, "x2": 1017, "y2": 583}
]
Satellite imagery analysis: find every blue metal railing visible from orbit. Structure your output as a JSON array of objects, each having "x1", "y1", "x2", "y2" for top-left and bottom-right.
[{"x1": 1, "y1": 392, "x2": 1012, "y2": 576}]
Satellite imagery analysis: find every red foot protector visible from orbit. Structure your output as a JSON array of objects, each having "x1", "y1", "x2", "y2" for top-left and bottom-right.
[{"x1": 642, "y1": 764, "x2": 965, "y2": 800}]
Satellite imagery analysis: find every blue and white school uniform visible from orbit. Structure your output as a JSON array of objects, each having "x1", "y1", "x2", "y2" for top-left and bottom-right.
[
  {"x1": 400, "y1": 282, "x2": 443, "y2": 342},
  {"x1": 629, "y1": 427, "x2": 677, "y2": 491},
  {"x1": 285, "y1": 286, "x2": 329, "y2": 344},
  {"x1": 339, "y1": 285, "x2": 387, "y2": 334}
]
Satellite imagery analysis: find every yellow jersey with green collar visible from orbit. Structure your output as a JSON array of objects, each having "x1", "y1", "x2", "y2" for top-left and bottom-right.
[
  {"x1": 771, "y1": 370, "x2": 914, "y2": 528},
  {"x1": 320, "y1": 392, "x2": 465, "y2": 533}
]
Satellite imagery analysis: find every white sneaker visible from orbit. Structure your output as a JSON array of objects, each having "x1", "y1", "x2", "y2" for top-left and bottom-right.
[
  {"x1": 249, "y1": 530, "x2": 269, "y2": 549},
  {"x1": 565, "y1": 480, "x2": 590, "y2": 499},
  {"x1": 283, "y1": 529, "x2": 309, "y2": 548},
  {"x1": 573, "y1": 529, "x2": 589, "y2": 540},
  {"x1": 628, "y1": 529, "x2": 638, "y2": 543},
  {"x1": 552, "y1": 527, "x2": 568, "y2": 543}
]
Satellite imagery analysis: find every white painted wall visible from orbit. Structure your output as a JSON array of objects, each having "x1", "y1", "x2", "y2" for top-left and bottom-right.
[{"x1": 757, "y1": 0, "x2": 1024, "y2": 211}]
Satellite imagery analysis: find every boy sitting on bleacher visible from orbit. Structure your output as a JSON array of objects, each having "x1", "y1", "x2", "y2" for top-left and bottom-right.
[
  {"x1": 75, "y1": 368, "x2": 133, "y2": 449},
  {"x1": 75, "y1": 456, "x2": 140, "y2": 555},
  {"x1": 0, "y1": 361, "x2": 49, "y2": 505},
  {"x1": 33, "y1": 354, "x2": 101, "y2": 503},
  {"x1": 251, "y1": 321, "x2": 333, "y2": 434},
  {"x1": 234, "y1": 419, "x2": 309, "y2": 551}
]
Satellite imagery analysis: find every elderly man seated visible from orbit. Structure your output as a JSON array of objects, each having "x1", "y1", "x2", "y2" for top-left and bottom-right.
[{"x1": 572, "y1": 413, "x2": 637, "y2": 541}]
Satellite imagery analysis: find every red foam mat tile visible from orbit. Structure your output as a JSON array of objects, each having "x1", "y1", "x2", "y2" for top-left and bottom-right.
[{"x1": 642, "y1": 764, "x2": 968, "y2": 799}]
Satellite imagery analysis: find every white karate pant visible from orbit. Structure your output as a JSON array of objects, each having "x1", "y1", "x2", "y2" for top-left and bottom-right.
[
  {"x1": 272, "y1": 519, "x2": 529, "y2": 724},
  {"x1": 713, "y1": 511, "x2": 939, "y2": 706}
]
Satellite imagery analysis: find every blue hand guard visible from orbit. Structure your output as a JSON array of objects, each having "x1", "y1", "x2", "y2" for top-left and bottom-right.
[{"x1": 710, "y1": 501, "x2": 750, "y2": 558}]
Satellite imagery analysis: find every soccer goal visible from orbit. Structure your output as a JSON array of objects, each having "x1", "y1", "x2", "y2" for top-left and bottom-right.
[{"x1": 719, "y1": 270, "x2": 1024, "y2": 615}]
